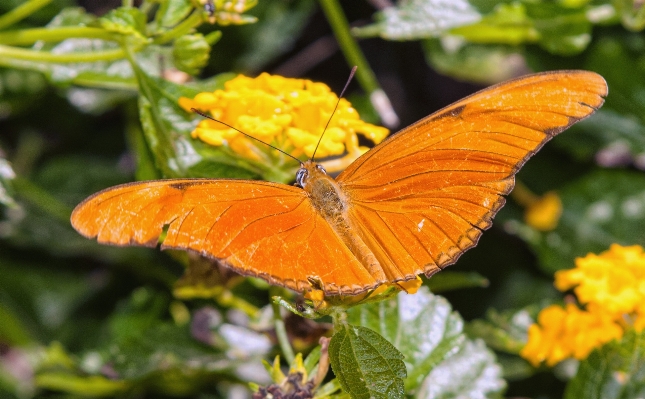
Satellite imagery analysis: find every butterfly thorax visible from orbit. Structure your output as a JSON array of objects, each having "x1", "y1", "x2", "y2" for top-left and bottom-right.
[
  {"x1": 297, "y1": 161, "x2": 386, "y2": 281},
  {"x1": 297, "y1": 161, "x2": 347, "y2": 225}
]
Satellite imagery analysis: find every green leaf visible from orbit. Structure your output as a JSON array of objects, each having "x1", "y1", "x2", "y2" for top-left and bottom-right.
[
  {"x1": 346, "y1": 287, "x2": 506, "y2": 396},
  {"x1": 425, "y1": 270, "x2": 489, "y2": 293},
  {"x1": 448, "y1": 3, "x2": 535, "y2": 45},
  {"x1": 448, "y1": 2, "x2": 592, "y2": 55},
  {"x1": 564, "y1": 329, "x2": 645, "y2": 399},
  {"x1": 353, "y1": 0, "x2": 481, "y2": 40},
  {"x1": 422, "y1": 40, "x2": 524, "y2": 84},
  {"x1": 415, "y1": 340, "x2": 505, "y2": 399},
  {"x1": 527, "y1": 3, "x2": 592, "y2": 55},
  {"x1": 15, "y1": 8, "x2": 138, "y2": 91},
  {"x1": 329, "y1": 324, "x2": 406, "y2": 399},
  {"x1": 466, "y1": 308, "x2": 534, "y2": 354},
  {"x1": 154, "y1": 0, "x2": 193, "y2": 29},
  {"x1": 511, "y1": 169, "x2": 645, "y2": 273},
  {"x1": 133, "y1": 66, "x2": 296, "y2": 181},
  {"x1": 615, "y1": 0, "x2": 645, "y2": 31},
  {"x1": 99, "y1": 7, "x2": 147, "y2": 39},
  {"x1": 172, "y1": 33, "x2": 212, "y2": 75}
]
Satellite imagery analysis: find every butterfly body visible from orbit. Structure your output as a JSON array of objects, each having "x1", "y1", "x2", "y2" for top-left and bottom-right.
[{"x1": 72, "y1": 70, "x2": 608, "y2": 295}]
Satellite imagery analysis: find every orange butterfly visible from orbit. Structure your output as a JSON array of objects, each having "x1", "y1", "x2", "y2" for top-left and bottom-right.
[{"x1": 71, "y1": 71, "x2": 607, "y2": 295}]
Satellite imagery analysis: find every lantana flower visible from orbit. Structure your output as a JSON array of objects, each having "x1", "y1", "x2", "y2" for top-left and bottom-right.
[
  {"x1": 521, "y1": 244, "x2": 645, "y2": 366},
  {"x1": 179, "y1": 73, "x2": 389, "y2": 174}
]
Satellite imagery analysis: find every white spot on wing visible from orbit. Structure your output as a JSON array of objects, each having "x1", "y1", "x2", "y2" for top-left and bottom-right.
[{"x1": 418, "y1": 218, "x2": 425, "y2": 232}]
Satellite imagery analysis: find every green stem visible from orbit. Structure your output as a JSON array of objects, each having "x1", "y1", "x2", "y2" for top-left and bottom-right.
[
  {"x1": 12, "y1": 177, "x2": 72, "y2": 223},
  {"x1": 153, "y1": 10, "x2": 204, "y2": 45},
  {"x1": 318, "y1": 0, "x2": 378, "y2": 94},
  {"x1": 318, "y1": 0, "x2": 399, "y2": 127},
  {"x1": 70, "y1": 76, "x2": 138, "y2": 91},
  {"x1": 0, "y1": 44, "x2": 126, "y2": 63},
  {"x1": 0, "y1": 27, "x2": 115, "y2": 45},
  {"x1": 270, "y1": 287, "x2": 295, "y2": 365},
  {"x1": 0, "y1": 0, "x2": 52, "y2": 31}
]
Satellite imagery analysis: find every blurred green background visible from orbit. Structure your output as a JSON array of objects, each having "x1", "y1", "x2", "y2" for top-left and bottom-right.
[{"x1": 1, "y1": 0, "x2": 645, "y2": 398}]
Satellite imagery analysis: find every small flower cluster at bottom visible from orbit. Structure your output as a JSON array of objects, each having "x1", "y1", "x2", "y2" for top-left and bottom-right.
[{"x1": 521, "y1": 244, "x2": 645, "y2": 366}]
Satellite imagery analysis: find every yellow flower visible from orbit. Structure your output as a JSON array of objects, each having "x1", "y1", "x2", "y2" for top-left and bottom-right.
[
  {"x1": 521, "y1": 244, "x2": 645, "y2": 367},
  {"x1": 520, "y1": 303, "x2": 623, "y2": 367},
  {"x1": 179, "y1": 73, "x2": 389, "y2": 172},
  {"x1": 524, "y1": 191, "x2": 562, "y2": 231},
  {"x1": 555, "y1": 244, "x2": 645, "y2": 316}
]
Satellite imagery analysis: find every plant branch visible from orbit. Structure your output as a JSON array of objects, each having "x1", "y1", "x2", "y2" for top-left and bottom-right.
[
  {"x1": 0, "y1": 44, "x2": 126, "y2": 63},
  {"x1": 0, "y1": 0, "x2": 52, "y2": 30},
  {"x1": 0, "y1": 27, "x2": 115, "y2": 45},
  {"x1": 270, "y1": 287, "x2": 295, "y2": 365}
]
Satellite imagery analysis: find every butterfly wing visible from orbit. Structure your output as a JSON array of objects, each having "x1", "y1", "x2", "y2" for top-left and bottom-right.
[
  {"x1": 71, "y1": 179, "x2": 378, "y2": 294},
  {"x1": 337, "y1": 70, "x2": 607, "y2": 282}
]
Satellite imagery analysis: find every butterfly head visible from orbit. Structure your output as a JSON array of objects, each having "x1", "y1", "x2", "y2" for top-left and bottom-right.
[{"x1": 296, "y1": 160, "x2": 328, "y2": 189}]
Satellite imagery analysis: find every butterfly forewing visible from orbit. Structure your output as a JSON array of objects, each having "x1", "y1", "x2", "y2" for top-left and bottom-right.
[
  {"x1": 338, "y1": 70, "x2": 607, "y2": 280},
  {"x1": 71, "y1": 179, "x2": 379, "y2": 294}
]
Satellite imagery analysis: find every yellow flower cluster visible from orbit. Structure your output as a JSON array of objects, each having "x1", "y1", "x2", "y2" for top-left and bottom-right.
[
  {"x1": 521, "y1": 244, "x2": 645, "y2": 366},
  {"x1": 524, "y1": 191, "x2": 562, "y2": 231},
  {"x1": 179, "y1": 73, "x2": 389, "y2": 170}
]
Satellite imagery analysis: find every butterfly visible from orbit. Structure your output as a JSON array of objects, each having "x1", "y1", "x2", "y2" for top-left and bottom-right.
[{"x1": 71, "y1": 70, "x2": 607, "y2": 295}]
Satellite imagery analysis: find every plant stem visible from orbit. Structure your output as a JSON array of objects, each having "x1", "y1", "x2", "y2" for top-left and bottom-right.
[
  {"x1": 318, "y1": 0, "x2": 399, "y2": 127},
  {"x1": 0, "y1": 44, "x2": 125, "y2": 63},
  {"x1": 0, "y1": 27, "x2": 115, "y2": 45},
  {"x1": 153, "y1": 10, "x2": 204, "y2": 44},
  {"x1": 0, "y1": 0, "x2": 52, "y2": 31},
  {"x1": 270, "y1": 287, "x2": 295, "y2": 365}
]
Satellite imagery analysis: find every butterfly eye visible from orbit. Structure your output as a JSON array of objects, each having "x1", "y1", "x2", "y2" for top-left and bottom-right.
[
  {"x1": 316, "y1": 164, "x2": 327, "y2": 174},
  {"x1": 295, "y1": 168, "x2": 308, "y2": 187}
]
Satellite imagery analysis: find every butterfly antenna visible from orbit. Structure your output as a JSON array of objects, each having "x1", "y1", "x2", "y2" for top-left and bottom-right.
[
  {"x1": 190, "y1": 109, "x2": 303, "y2": 165},
  {"x1": 311, "y1": 66, "x2": 357, "y2": 162}
]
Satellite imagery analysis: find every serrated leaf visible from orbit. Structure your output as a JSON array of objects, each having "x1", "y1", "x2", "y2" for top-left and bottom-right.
[
  {"x1": 564, "y1": 329, "x2": 645, "y2": 399},
  {"x1": 511, "y1": 169, "x2": 645, "y2": 273},
  {"x1": 416, "y1": 340, "x2": 505, "y2": 399},
  {"x1": 329, "y1": 324, "x2": 406, "y2": 399},
  {"x1": 172, "y1": 33, "x2": 211, "y2": 75},
  {"x1": 354, "y1": 0, "x2": 481, "y2": 40},
  {"x1": 155, "y1": 0, "x2": 193, "y2": 29},
  {"x1": 346, "y1": 287, "x2": 505, "y2": 397},
  {"x1": 99, "y1": 7, "x2": 147, "y2": 39}
]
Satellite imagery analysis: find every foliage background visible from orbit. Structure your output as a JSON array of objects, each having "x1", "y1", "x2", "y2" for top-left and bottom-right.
[{"x1": 1, "y1": 0, "x2": 645, "y2": 398}]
